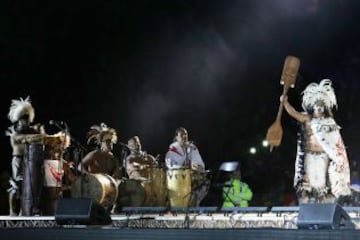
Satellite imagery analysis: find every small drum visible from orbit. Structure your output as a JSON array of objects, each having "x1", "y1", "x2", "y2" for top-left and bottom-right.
[
  {"x1": 43, "y1": 160, "x2": 63, "y2": 187},
  {"x1": 142, "y1": 167, "x2": 167, "y2": 206},
  {"x1": 71, "y1": 173, "x2": 118, "y2": 208},
  {"x1": 117, "y1": 179, "x2": 146, "y2": 207},
  {"x1": 166, "y1": 169, "x2": 192, "y2": 207}
]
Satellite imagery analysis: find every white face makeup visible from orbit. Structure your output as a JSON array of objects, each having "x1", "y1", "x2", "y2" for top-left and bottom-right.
[{"x1": 313, "y1": 101, "x2": 325, "y2": 118}]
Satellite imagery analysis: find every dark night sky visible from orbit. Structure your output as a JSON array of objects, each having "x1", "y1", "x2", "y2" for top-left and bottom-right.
[{"x1": 1, "y1": 0, "x2": 360, "y2": 205}]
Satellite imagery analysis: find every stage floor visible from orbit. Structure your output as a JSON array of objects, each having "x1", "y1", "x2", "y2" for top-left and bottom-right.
[
  {"x1": 2, "y1": 207, "x2": 360, "y2": 240},
  {"x1": 1, "y1": 206, "x2": 360, "y2": 229}
]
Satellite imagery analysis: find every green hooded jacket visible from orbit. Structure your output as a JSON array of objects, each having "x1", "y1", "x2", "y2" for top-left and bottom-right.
[{"x1": 222, "y1": 178, "x2": 253, "y2": 207}]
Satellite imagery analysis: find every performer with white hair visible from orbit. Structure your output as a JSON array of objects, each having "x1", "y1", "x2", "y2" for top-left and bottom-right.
[
  {"x1": 280, "y1": 79, "x2": 351, "y2": 204},
  {"x1": 6, "y1": 96, "x2": 45, "y2": 215}
]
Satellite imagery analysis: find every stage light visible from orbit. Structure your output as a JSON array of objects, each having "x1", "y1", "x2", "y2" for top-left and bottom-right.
[{"x1": 249, "y1": 147, "x2": 256, "y2": 154}]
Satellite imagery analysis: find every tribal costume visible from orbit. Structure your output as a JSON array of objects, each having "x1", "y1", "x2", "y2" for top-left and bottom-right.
[
  {"x1": 292, "y1": 80, "x2": 351, "y2": 203},
  {"x1": 6, "y1": 97, "x2": 43, "y2": 215},
  {"x1": 80, "y1": 123, "x2": 120, "y2": 178}
]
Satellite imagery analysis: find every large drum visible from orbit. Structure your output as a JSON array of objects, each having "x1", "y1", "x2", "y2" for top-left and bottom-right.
[
  {"x1": 166, "y1": 169, "x2": 192, "y2": 207},
  {"x1": 42, "y1": 133, "x2": 70, "y2": 215},
  {"x1": 22, "y1": 143, "x2": 44, "y2": 216},
  {"x1": 71, "y1": 173, "x2": 118, "y2": 208},
  {"x1": 117, "y1": 179, "x2": 146, "y2": 207},
  {"x1": 42, "y1": 157, "x2": 64, "y2": 215},
  {"x1": 142, "y1": 167, "x2": 167, "y2": 206},
  {"x1": 21, "y1": 133, "x2": 70, "y2": 216}
]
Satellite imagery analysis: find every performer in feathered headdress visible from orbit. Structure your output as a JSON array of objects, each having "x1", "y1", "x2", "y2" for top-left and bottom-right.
[
  {"x1": 86, "y1": 123, "x2": 118, "y2": 145},
  {"x1": 74, "y1": 123, "x2": 121, "y2": 212},
  {"x1": 77, "y1": 123, "x2": 120, "y2": 176},
  {"x1": 5, "y1": 96, "x2": 45, "y2": 215},
  {"x1": 280, "y1": 79, "x2": 351, "y2": 204}
]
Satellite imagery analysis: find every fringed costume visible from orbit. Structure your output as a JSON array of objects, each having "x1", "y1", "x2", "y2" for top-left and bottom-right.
[
  {"x1": 293, "y1": 80, "x2": 351, "y2": 204},
  {"x1": 6, "y1": 97, "x2": 43, "y2": 215}
]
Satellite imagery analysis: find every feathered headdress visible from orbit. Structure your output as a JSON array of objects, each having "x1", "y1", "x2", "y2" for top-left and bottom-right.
[
  {"x1": 8, "y1": 96, "x2": 35, "y2": 123},
  {"x1": 301, "y1": 79, "x2": 337, "y2": 111},
  {"x1": 86, "y1": 123, "x2": 117, "y2": 145}
]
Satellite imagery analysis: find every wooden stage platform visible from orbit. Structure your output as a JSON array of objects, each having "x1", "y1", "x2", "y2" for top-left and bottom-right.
[{"x1": 1, "y1": 206, "x2": 360, "y2": 239}]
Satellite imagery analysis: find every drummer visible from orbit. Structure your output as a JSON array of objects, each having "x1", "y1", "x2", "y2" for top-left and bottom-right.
[
  {"x1": 125, "y1": 136, "x2": 159, "y2": 206},
  {"x1": 165, "y1": 127, "x2": 205, "y2": 172},
  {"x1": 6, "y1": 96, "x2": 45, "y2": 216},
  {"x1": 165, "y1": 127, "x2": 208, "y2": 206},
  {"x1": 77, "y1": 123, "x2": 122, "y2": 180},
  {"x1": 125, "y1": 135, "x2": 158, "y2": 180}
]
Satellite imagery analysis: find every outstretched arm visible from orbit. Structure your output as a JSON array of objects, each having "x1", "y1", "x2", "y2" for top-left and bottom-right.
[{"x1": 280, "y1": 95, "x2": 309, "y2": 123}]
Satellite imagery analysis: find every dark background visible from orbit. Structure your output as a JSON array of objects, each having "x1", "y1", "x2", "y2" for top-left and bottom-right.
[{"x1": 1, "y1": 0, "x2": 360, "y2": 210}]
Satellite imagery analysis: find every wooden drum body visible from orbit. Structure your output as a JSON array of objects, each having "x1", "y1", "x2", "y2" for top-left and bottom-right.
[
  {"x1": 166, "y1": 169, "x2": 191, "y2": 207},
  {"x1": 142, "y1": 167, "x2": 167, "y2": 206},
  {"x1": 71, "y1": 173, "x2": 118, "y2": 208},
  {"x1": 117, "y1": 179, "x2": 146, "y2": 208}
]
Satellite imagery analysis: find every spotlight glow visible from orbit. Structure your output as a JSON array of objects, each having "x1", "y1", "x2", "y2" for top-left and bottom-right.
[{"x1": 249, "y1": 147, "x2": 257, "y2": 154}]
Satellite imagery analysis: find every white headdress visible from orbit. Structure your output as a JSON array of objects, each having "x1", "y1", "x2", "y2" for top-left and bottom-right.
[
  {"x1": 301, "y1": 79, "x2": 337, "y2": 111},
  {"x1": 8, "y1": 96, "x2": 35, "y2": 123},
  {"x1": 86, "y1": 123, "x2": 117, "y2": 145}
]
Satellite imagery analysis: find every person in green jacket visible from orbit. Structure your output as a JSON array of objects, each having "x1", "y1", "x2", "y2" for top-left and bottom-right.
[{"x1": 222, "y1": 169, "x2": 253, "y2": 207}]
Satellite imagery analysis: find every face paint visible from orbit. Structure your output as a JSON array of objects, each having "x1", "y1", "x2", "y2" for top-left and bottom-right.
[{"x1": 313, "y1": 101, "x2": 325, "y2": 117}]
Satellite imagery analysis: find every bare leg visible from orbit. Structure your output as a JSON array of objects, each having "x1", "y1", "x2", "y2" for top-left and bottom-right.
[{"x1": 8, "y1": 179, "x2": 20, "y2": 216}]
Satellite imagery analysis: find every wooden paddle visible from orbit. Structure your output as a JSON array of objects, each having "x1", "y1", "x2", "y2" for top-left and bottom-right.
[{"x1": 266, "y1": 56, "x2": 300, "y2": 151}]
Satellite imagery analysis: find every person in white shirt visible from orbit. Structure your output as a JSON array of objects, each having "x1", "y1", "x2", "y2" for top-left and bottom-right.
[
  {"x1": 165, "y1": 127, "x2": 205, "y2": 172},
  {"x1": 165, "y1": 127, "x2": 208, "y2": 206}
]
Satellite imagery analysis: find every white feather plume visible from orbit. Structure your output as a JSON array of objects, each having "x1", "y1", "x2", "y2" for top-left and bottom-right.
[
  {"x1": 8, "y1": 96, "x2": 35, "y2": 123},
  {"x1": 86, "y1": 122, "x2": 117, "y2": 145},
  {"x1": 301, "y1": 79, "x2": 337, "y2": 111}
]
